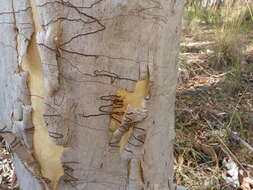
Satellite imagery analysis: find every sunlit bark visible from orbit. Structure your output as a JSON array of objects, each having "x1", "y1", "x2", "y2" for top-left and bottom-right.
[{"x1": 0, "y1": 0, "x2": 183, "y2": 189}]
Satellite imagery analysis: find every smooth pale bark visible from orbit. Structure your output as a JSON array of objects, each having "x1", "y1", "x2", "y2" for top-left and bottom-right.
[{"x1": 0, "y1": 0, "x2": 183, "y2": 190}]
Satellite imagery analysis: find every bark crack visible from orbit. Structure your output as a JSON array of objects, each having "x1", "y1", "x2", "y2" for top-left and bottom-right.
[{"x1": 11, "y1": 0, "x2": 21, "y2": 73}]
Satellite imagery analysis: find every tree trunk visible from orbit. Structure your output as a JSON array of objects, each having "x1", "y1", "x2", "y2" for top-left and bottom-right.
[{"x1": 0, "y1": 0, "x2": 183, "y2": 190}]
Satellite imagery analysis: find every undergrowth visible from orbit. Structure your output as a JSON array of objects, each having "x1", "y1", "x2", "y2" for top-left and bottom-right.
[{"x1": 176, "y1": 1, "x2": 253, "y2": 189}]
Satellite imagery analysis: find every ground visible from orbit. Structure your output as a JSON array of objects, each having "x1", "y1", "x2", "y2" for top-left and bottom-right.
[
  {"x1": 174, "y1": 23, "x2": 253, "y2": 189},
  {"x1": 0, "y1": 136, "x2": 17, "y2": 189}
]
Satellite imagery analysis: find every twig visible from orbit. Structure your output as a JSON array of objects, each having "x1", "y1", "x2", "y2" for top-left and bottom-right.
[
  {"x1": 211, "y1": 114, "x2": 253, "y2": 154},
  {"x1": 211, "y1": 86, "x2": 253, "y2": 154},
  {"x1": 205, "y1": 118, "x2": 245, "y2": 170}
]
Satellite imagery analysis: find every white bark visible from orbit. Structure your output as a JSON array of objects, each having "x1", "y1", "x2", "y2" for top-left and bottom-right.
[{"x1": 0, "y1": 0, "x2": 183, "y2": 190}]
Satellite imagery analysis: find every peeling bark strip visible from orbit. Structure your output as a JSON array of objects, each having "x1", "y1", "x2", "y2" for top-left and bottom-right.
[{"x1": 0, "y1": 0, "x2": 183, "y2": 190}]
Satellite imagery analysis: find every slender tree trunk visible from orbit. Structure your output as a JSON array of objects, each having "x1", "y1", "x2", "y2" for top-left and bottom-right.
[{"x1": 0, "y1": 0, "x2": 183, "y2": 190}]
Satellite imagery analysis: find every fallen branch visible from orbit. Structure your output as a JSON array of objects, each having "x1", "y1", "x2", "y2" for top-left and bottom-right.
[{"x1": 211, "y1": 114, "x2": 253, "y2": 154}]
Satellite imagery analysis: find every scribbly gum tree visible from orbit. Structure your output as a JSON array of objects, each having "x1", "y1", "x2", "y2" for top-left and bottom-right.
[{"x1": 0, "y1": 0, "x2": 183, "y2": 190}]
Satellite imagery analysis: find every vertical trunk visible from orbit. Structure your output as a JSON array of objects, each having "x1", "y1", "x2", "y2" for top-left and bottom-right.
[{"x1": 0, "y1": 0, "x2": 183, "y2": 190}]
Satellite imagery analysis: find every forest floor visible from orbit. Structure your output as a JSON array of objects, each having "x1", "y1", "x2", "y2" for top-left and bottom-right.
[
  {"x1": 174, "y1": 24, "x2": 253, "y2": 189},
  {"x1": 0, "y1": 136, "x2": 17, "y2": 189}
]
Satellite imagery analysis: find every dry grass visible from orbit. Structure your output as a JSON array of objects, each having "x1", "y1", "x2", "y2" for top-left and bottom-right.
[{"x1": 213, "y1": 3, "x2": 247, "y2": 65}]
